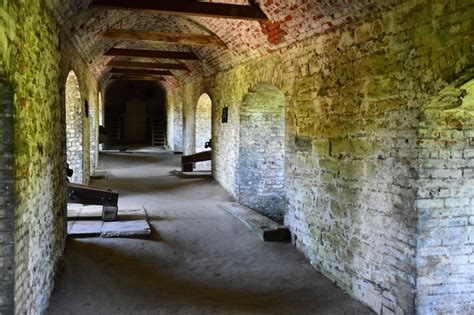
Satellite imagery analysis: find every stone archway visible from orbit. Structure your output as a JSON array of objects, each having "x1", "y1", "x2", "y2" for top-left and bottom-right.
[
  {"x1": 194, "y1": 93, "x2": 212, "y2": 170},
  {"x1": 237, "y1": 83, "x2": 286, "y2": 223},
  {"x1": 0, "y1": 62, "x2": 14, "y2": 313},
  {"x1": 195, "y1": 93, "x2": 212, "y2": 153},
  {"x1": 65, "y1": 71, "x2": 84, "y2": 183}
]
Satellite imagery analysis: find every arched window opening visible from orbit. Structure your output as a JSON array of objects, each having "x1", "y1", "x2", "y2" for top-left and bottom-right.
[
  {"x1": 237, "y1": 83, "x2": 286, "y2": 223},
  {"x1": 65, "y1": 71, "x2": 84, "y2": 183},
  {"x1": 194, "y1": 93, "x2": 212, "y2": 171}
]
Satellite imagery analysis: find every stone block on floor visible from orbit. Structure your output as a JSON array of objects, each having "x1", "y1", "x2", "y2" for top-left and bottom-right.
[
  {"x1": 101, "y1": 220, "x2": 151, "y2": 238},
  {"x1": 67, "y1": 208, "x2": 151, "y2": 238},
  {"x1": 68, "y1": 221, "x2": 103, "y2": 237},
  {"x1": 219, "y1": 203, "x2": 291, "y2": 242}
]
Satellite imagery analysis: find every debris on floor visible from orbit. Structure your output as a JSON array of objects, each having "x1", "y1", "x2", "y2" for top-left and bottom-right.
[
  {"x1": 91, "y1": 170, "x2": 109, "y2": 180},
  {"x1": 219, "y1": 203, "x2": 291, "y2": 242},
  {"x1": 67, "y1": 206, "x2": 151, "y2": 238},
  {"x1": 173, "y1": 169, "x2": 212, "y2": 178}
]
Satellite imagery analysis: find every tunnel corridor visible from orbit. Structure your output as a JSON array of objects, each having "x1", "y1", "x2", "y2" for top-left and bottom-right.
[{"x1": 0, "y1": 1, "x2": 473, "y2": 314}]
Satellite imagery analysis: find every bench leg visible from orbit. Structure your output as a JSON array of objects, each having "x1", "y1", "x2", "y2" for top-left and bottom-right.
[
  {"x1": 182, "y1": 162, "x2": 194, "y2": 172},
  {"x1": 102, "y1": 206, "x2": 118, "y2": 222}
]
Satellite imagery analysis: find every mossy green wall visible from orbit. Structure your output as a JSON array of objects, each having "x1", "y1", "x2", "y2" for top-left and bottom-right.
[
  {"x1": 0, "y1": 1, "x2": 99, "y2": 312},
  {"x1": 168, "y1": 1, "x2": 474, "y2": 313}
]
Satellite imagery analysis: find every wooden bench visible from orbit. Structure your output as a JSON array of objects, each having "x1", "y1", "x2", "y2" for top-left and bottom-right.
[
  {"x1": 67, "y1": 183, "x2": 119, "y2": 221},
  {"x1": 181, "y1": 150, "x2": 212, "y2": 172}
]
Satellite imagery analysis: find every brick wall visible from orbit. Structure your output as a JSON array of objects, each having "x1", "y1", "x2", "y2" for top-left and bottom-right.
[
  {"x1": 169, "y1": 1, "x2": 474, "y2": 313},
  {"x1": 0, "y1": 61, "x2": 14, "y2": 314},
  {"x1": 237, "y1": 83, "x2": 285, "y2": 222},
  {"x1": 0, "y1": 1, "x2": 101, "y2": 313},
  {"x1": 0, "y1": 1, "x2": 67, "y2": 313},
  {"x1": 416, "y1": 71, "x2": 474, "y2": 314},
  {"x1": 65, "y1": 71, "x2": 84, "y2": 184}
]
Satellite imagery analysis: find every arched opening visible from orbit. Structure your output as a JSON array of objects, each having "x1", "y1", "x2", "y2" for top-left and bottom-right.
[
  {"x1": 194, "y1": 93, "x2": 212, "y2": 170},
  {"x1": 98, "y1": 91, "x2": 104, "y2": 127},
  {"x1": 237, "y1": 83, "x2": 286, "y2": 223},
  {"x1": 0, "y1": 65, "x2": 14, "y2": 313},
  {"x1": 65, "y1": 71, "x2": 84, "y2": 183},
  {"x1": 104, "y1": 80, "x2": 166, "y2": 149}
]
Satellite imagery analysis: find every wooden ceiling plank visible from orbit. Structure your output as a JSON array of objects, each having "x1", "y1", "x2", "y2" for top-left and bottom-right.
[
  {"x1": 107, "y1": 60, "x2": 189, "y2": 71},
  {"x1": 91, "y1": 0, "x2": 268, "y2": 21},
  {"x1": 105, "y1": 48, "x2": 200, "y2": 60},
  {"x1": 102, "y1": 29, "x2": 227, "y2": 48},
  {"x1": 110, "y1": 75, "x2": 165, "y2": 82},
  {"x1": 109, "y1": 68, "x2": 174, "y2": 76}
]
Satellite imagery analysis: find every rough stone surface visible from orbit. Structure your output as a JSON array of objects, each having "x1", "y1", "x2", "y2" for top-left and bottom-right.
[
  {"x1": 0, "y1": 1, "x2": 99, "y2": 313},
  {"x1": 168, "y1": 1, "x2": 474, "y2": 313},
  {"x1": 101, "y1": 220, "x2": 151, "y2": 238}
]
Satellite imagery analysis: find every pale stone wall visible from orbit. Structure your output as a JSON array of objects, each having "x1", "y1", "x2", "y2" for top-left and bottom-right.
[
  {"x1": 237, "y1": 83, "x2": 285, "y2": 222},
  {"x1": 169, "y1": 1, "x2": 474, "y2": 313},
  {"x1": 417, "y1": 72, "x2": 474, "y2": 314}
]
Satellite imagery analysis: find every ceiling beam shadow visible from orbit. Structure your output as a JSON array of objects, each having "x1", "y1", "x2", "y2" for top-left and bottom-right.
[
  {"x1": 109, "y1": 68, "x2": 174, "y2": 76},
  {"x1": 102, "y1": 29, "x2": 227, "y2": 48},
  {"x1": 110, "y1": 75, "x2": 166, "y2": 82},
  {"x1": 105, "y1": 48, "x2": 200, "y2": 60},
  {"x1": 107, "y1": 60, "x2": 189, "y2": 71}
]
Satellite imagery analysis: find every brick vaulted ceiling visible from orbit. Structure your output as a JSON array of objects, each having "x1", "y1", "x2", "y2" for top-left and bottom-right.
[{"x1": 44, "y1": 0, "x2": 399, "y2": 89}]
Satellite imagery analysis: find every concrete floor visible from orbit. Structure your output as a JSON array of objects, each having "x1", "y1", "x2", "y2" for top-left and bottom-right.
[{"x1": 47, "y1": 152, "x2": 373, "y2": 315}]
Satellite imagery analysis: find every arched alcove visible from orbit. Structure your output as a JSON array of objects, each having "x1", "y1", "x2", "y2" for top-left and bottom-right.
[
  {"x1": 194, "y1": 93, "x2": 212, "y2": 170},
  {"x1": 416, "y1": 72, "x2": 474, "y2": 313},
  {"x1": 0, "y1": 63, "x2": 15, "y2": 312},
  {"x1": 237, "y1": 83, "x2": 286, "y2": 222},
  {"x1": 65, "y1": 71, "x2": 84, "y2": 183}
]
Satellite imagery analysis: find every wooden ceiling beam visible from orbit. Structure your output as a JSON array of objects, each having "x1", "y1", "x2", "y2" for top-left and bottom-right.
[
  {"x1": 102, "y1": 29, "x2": 227, "y2": 48},
  {"x1": 110, "y1": 75, "x2": 165, "y2": 82},
  {"x1": 105, "y1": 48, "x2": 200, "y2": 60},
  {"x1": 109, "y1": 68, "x2": 174, "y2": 76},
  {"x1": 90, "y1": 0, "x2": 268, "y2": 21},
  {"x1": 107, "y1": 60, "x2": 189, "y2": 71}
]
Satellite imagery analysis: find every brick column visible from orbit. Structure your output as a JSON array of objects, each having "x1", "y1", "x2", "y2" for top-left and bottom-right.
[{"x1": 0, "y1": 66, "x2": 15, "y2": 314}]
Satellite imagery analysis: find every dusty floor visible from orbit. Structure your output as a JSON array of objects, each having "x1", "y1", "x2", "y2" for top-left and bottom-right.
[{"x1": 47, "y1": 152, "x2": 373, "y2": 315}]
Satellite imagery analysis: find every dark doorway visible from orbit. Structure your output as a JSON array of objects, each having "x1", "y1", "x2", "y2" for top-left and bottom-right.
[{"x1": 104, "y1": 81, "x2": 167, "y2": 147}]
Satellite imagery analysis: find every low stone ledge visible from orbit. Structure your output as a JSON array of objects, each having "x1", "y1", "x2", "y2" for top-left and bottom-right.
[{"x1": 219, "y1": 203, "x2": 291, "y2": 242}]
